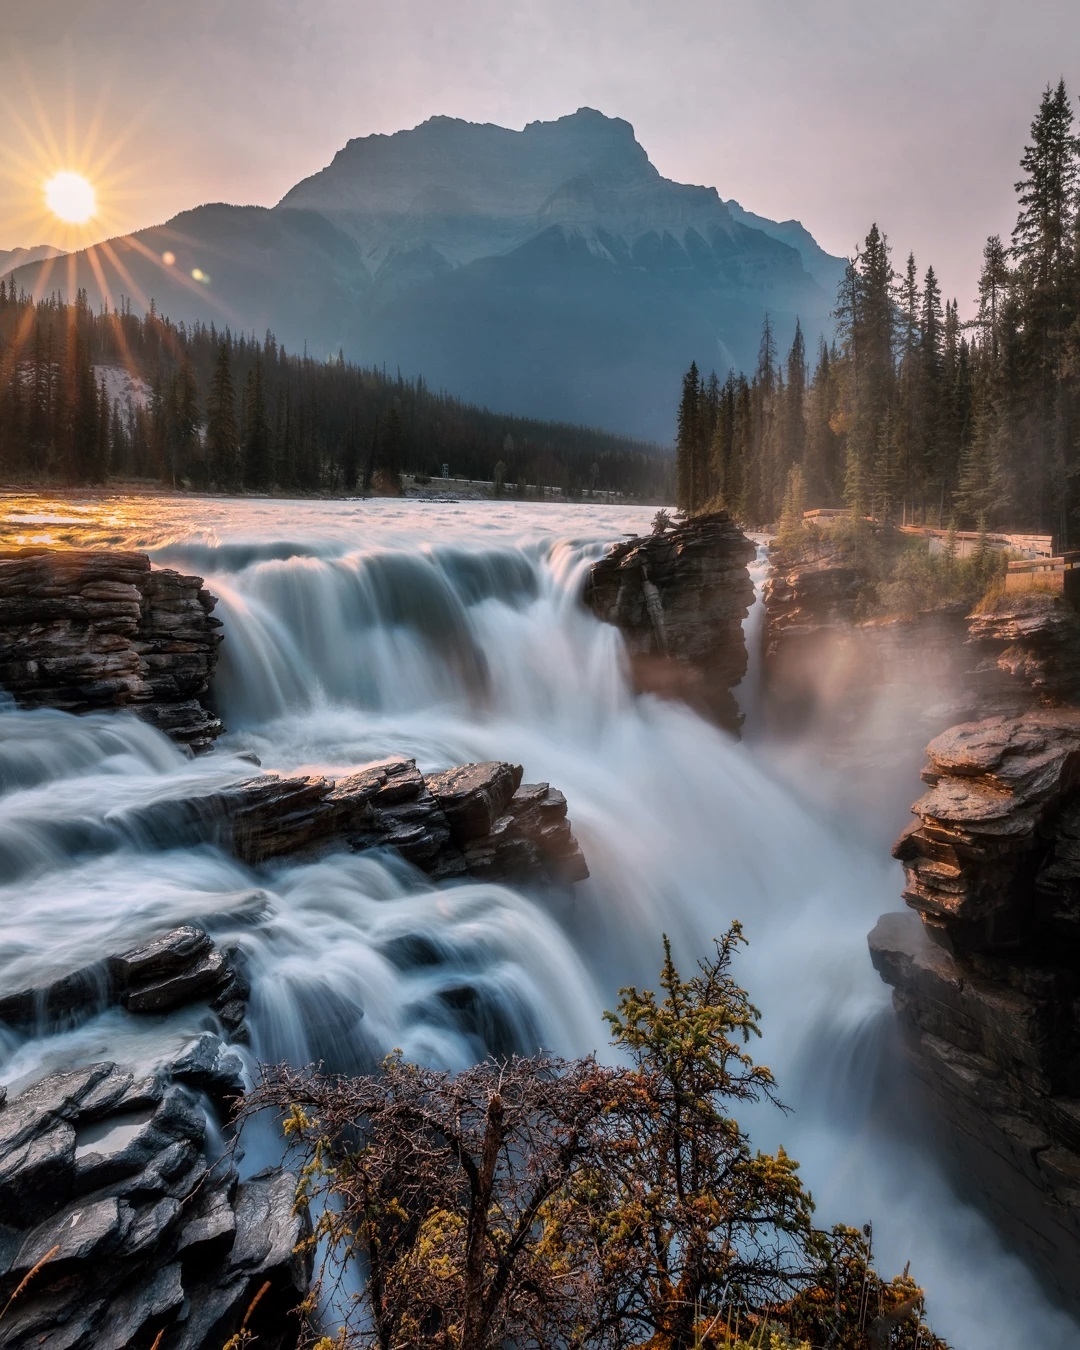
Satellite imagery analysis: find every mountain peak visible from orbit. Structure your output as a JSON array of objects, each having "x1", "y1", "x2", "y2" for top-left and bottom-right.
[{"x1": 279, "y1": 109, "x2": 656, "y2": 219}]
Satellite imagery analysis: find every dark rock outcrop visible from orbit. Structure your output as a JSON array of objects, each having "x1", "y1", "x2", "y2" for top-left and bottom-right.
[
  {"x1": 870, "y1": 712, "x2": 1080, "y2": 1307},
  {"x1": 0, "y1": 926, "x2": 249, "y2": 1043},
  {"x1": 584, "y1": 512, "x2": 755, "y2": 732},
  {"x1": 0, "y1": 1059, "x2": 310, "y2": 1350},
  {"x1": 0, "y1": 548, "x2": 223, "y2": 752},
  {"x1": 128, "y1": 755, "x2": 589, "y2": 885}
]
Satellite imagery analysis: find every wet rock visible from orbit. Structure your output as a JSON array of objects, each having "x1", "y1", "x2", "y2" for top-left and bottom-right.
[
  {"x1": 169, "y1": 1033, "x2": 245, "y2": 1106},
  {"x1": 0, "y1": 1061, "x2": 310, "y2": 1350},
  {"x1": 165, "y1": 1171, "x2": 311, "y2": 1350},
  {"x1": 9, "y1": 1195, "x2": 131, "y2": 1279},
  {"x1": 426, "y1": 761, "x2": 521, "y2": 838},
  {"x1": 585, "y1": 511, "x2": 755, "y2": 733},
  {"x1": 128, "y1": 756, "x2": 590, "y2": 887},
  {"x1": 0, "y1": 927, "x2": 247, "y2": 1041},
  {"x1": 0, "y1": 547, "x2": 224, "y2": 752},
  {"x1": 462, "y1": 782, "x2": 590, "y2": 883}
]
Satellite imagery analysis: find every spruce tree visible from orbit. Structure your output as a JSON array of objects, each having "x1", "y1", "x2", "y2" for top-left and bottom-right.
[
  {"x1": 242, "y1": 357, "x2": 271, "y2": 490},
  {"x1": 206, "y1": 340, "x2": 239, "y2": 488},
  {"x1": 675, "y1": 361, "x2": 701, "y2": 513}
]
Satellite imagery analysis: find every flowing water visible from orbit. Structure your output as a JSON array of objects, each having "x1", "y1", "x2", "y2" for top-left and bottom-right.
[{"x1": 0, "y1": 493, "x2": 1076, "y2": 1348}]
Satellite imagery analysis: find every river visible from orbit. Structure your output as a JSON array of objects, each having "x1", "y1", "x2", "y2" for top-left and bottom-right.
[{"x1": 0, "y1": 492, "x2": 1075, "y2": 1348}]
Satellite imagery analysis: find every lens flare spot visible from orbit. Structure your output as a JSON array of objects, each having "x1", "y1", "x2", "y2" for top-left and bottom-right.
[
  {"x1": 43, "y1": 172, "x2": 97, "y2": 224},
  {"x1": 162, "y1": 251, "x2": 176, "y2": 266},
  {"x1": 191, "y1": 267, "x2": 210, "y2": 284}
]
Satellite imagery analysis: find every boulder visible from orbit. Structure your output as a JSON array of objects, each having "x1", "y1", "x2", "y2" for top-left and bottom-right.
[
  {"x1": 584, "y1": 512, "x2": 755, "y2": 733},
  {"x1": 0, "y1": 547, "x2": 224, "y2": 752}
]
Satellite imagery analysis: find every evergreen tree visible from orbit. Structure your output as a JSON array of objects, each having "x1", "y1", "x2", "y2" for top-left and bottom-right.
[
  {"x1": 675, "y1": 361, "x2": 701, "y2": 513},
  {"x1": 242, "y1": 356, "x2": 271, "y2": 490},
  {"x1": 205, "y1": 341, "x2": 239, "y2": 488}
]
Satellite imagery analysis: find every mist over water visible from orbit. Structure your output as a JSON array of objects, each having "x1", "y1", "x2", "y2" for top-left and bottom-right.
[{"x1": 1, "y1": 494, "x2": 1076, "y2": 1348}]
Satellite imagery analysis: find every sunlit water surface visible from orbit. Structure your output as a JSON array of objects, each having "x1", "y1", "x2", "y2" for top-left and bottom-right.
[{"x1": 0, "y1": 492, "x2": 1075, "y2": 1349}]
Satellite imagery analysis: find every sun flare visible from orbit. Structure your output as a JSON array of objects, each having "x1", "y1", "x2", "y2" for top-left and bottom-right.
[{"x1": 43, "y1": 170, "x2": 97, "y2": 224}]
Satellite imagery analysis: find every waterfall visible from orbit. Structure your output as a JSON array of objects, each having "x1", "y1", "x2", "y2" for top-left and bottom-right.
[{"x1": 0, "y1": 495, "x2": 1075, "y2": 1349}]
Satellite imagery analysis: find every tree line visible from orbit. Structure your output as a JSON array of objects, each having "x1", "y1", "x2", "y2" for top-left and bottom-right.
[
  {"x1": 676, "y1": 79, "x2": 1080, "y2": 544},
  {"x1": 0, "y1": 286, "x2": 672, "y2": 499},
  {"x1": 248, "y1": 927, "x2": 945, "y2": 1350}
]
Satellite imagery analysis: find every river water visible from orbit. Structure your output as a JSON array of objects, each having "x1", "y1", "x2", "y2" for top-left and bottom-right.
[{"x1": 0, "y1": 493, "x2": 1076, "y2": 1348}]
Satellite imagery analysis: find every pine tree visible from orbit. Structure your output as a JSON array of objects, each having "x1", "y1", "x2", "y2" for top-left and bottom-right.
[
  {"x1": 242, "y1": 357, "x2": 271, "y2": 490},
  {"x1": 174, "y1": 356, "x2": 200, "y2": 487},
  {"x1": 675, "y1": 361, "x2": 701, "y2": 513},
  {"x1": 205, "y1": 340, "x2": 239, "y2": 488}
]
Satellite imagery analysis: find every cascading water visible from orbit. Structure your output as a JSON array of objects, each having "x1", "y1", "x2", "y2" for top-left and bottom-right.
[{"x1": 1, "y1": 494, "x2": 1076, "y2": 1348}]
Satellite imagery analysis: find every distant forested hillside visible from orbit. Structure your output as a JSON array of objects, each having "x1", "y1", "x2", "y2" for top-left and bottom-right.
[
  {"x1": 0, "y1": 287, "x2": 672, "y2": 499},
  {"x1": 674, "y1": 80, "x2": 1080, "y2": 543}
]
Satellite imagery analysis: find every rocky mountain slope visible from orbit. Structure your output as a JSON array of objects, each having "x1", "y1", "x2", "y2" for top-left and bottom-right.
[
  {"x1": 4, "y1": 111, "x2": 841, "y2": 440},
  {"x1": 0, "y1": 243, "x2": 63, "y2": 275}
]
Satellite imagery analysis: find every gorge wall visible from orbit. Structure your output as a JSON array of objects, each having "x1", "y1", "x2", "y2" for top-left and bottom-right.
[
  {"x1": 584, "y1": 511, "x2": 755, "y2": 733},
  {"x1": 763, "y1": 535, "x2": 1080, "y2": 1309}
]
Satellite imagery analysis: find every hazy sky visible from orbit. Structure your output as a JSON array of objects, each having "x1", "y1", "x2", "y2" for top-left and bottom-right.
[{"x1": 2, "y1": 0, "x2": 1079, "y2": 310}]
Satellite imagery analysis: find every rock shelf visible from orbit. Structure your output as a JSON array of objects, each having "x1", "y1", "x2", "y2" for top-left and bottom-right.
[{"x1": 0, "y1": 547, "x2": 224, "y2": 752}]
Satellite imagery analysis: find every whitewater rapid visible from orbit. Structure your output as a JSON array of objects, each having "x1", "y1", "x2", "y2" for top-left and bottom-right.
[{"x1": 0, "y1": 493, "x2": 1075, "y2": 1348}]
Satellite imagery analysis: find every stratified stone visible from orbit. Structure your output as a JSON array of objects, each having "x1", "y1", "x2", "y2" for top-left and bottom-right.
[
  {"x1": 871, "y1": 710, "x2": 1080, "y2": 1312},
  {"x1": 0, "y1": 547, "x2": 224, "y2": 752},
  {"x1": 123, "y1": 756, "x2": 590, "y2": 887},
  {"x1": 584, "y1": 512, "x2": 755, "y2": 733},
  {"x1": 0, "y1": 928, "x2": 248, "y2": 1042},
  {"x1": 967, "y1": 590, "x2": 1080, "y2": 706},
  {"x1": 426, "y1": 761, "x2": 522, "y2": 839},
  {"x1": 0, "y1": 1059, "x2": 309, "y2": 1350}
]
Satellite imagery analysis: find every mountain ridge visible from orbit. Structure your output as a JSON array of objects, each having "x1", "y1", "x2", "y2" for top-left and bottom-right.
[{"x1": 5, "y1": 110, "x2": 844, "y2": 439}]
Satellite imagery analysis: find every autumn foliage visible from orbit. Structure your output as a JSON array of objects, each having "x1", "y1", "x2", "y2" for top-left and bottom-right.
[{"x1": 244, "y1": 926, "x2": 947, "y2": 1350}]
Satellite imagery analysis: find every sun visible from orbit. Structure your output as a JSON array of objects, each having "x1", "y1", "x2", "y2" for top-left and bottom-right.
[{"x1": 43, "y1": 170, "x2": 97, "y2": 224}]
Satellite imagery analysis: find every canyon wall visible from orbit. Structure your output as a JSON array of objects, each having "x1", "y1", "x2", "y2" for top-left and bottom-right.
[{"x1": 585, "y1": 512, "x2": 755, "y2": 733}]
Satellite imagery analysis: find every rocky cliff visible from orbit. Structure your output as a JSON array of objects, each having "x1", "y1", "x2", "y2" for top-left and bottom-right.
[
  {"x1": 584, "y1": 513, "x2": 755, "y2": 733},
  {"x1": 0, "y1": 925, "x2": 309, "y2": 1350},
  {"x1": 0, "y1": 548, "x2": 223, "y2": 752},
  {"x1": 870, "y1": 714, "x2": 1080, "y2": 1307},
  {"x1": 967, "y1": 590, "x2": 1080, "y2": 708}
]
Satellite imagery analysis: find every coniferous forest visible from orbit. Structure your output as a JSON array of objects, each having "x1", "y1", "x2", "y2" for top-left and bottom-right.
[
  {"x1": 676, "y1": 80, "x2": 1080, "y2": 543},
  {"x1": 0, "y1": 288, "x2": 671, "y2": 499}
]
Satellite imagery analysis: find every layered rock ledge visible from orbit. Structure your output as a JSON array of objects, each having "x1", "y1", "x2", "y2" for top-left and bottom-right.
[
  {"x1": 871, "y1": 713, "x2": 1080, "y2": 1306},
  {"x1": 584, "y1": 512, "x2": 755, "y2": 732},
  {"x1": 0, "y1": 917, "x2": 313, "y2": 1349},
  {"x1": 0, "y1": 547, "x2": 224, "y2": 752},
  {"x1": 129, "y1": 756, "x2": 589, "y2": 885},
  {"x1": 0, "y1": 1043, "x2": 308, "y2": 1348}
]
